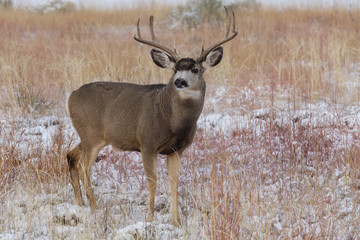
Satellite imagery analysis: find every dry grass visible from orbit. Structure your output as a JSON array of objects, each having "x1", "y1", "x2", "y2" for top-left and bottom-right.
[
  {"x1": 0, "y1": 5, "x2": 360, "y2": 239},
  {"x1": 1, "y1": 7, "x2": 359, "y2": 113}
]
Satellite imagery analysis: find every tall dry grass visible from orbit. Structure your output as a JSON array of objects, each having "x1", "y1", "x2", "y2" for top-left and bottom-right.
[
  {"x1": 1, "y1": 7, "x2": 359, "y2": 112},
  {"x1": 0, "y1": 5, "x2": 360, "y2": 239},
  {"x1": 0, "y1": 8, "x2": 360, "y2": 112}
]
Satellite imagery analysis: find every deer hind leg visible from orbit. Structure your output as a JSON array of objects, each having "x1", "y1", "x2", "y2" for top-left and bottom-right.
[
  {"x1": 141, "y1": 150, "x2": 157, "y2": 222},
  {"x1": 67, "y1": 144, "x2": 83, "y2": 206},
  {"x1": 167, "y1": 152, "x2": 182, "y2": 226},
  {"x1": 78, "y1": 141, "x2": 105, "y2": 212}
]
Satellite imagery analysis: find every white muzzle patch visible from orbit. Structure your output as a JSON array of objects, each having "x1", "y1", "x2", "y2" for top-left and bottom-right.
[{"x1": 174, "y1": 71, "x2": 202, "y2": 100}]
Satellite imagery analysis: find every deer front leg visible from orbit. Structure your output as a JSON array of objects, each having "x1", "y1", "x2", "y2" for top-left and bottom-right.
[
  {"x1": 141, "y1": 150, "x2": 157, "y2": 222},
  {"x1": 167, "y1": 152, "x2": 181, "y2": 226}
]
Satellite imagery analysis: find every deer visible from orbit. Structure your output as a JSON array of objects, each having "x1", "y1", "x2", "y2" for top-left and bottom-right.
[{"x1": 66, "y1": 7, "x2": 237, "y2": 227}]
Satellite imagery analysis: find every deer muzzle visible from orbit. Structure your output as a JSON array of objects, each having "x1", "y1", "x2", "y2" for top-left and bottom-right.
[{"x1": 174, "y1": 78, "x2": 189, "y2": 89}]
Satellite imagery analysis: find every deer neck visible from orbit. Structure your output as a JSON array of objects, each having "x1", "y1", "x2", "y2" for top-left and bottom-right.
[{"x1": 158, "y1": 82, "x2": 205, "y2": 132}]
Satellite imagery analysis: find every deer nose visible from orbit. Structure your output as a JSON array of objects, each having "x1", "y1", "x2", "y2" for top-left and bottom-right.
[{"x1": 174, "y1": 78, "x2": 189, "y2": 88}]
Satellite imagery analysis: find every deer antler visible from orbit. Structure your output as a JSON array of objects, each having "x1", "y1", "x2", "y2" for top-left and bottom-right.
[
  {"x1": 196, "y1": 6, "x2": 238, "y2": 63},
  {"x1": 134, "y1": 16, "x2": 180, "y2": 62}
]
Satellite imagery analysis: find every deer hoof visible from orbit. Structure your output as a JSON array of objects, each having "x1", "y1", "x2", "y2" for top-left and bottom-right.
[
  {"x1": 171, "y1": 216, "x2": 182, "y2": 227},
  {"x1": 146, "y1": 213, "x2": 154, "y2": 223},
  {"x1": 89, "y1": 202, "x2": 97, "y2": 213}
]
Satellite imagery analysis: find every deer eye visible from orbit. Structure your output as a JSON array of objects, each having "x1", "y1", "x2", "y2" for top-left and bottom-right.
[{"x1": 192, "y1": 69, "x2": 199, "y2": 74}]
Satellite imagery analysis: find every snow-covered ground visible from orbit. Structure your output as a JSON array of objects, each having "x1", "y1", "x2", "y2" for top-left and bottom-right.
[
  {"x1": 1, "y1": 81, "x2": 359, "y2": 238},
  {"x1": 1, "y1": 0, "x2": 359, "y2": 237}
]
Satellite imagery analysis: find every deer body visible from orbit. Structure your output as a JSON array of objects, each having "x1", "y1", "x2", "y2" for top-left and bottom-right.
[
  {"x1": 67, "y1": 8, "x2": 237, "y2": 227},
  {"x1": 69, "y1": 75, "x2": 204, "y2": 155}
]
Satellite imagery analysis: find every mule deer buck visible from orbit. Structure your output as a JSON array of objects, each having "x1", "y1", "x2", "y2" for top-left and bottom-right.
[{"x1": 67, "y1": 7, "x2": 237, "y2": 226}]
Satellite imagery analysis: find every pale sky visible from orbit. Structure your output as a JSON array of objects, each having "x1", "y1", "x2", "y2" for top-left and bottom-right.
[{"x1": 12, "y1": 0, "x2": 360, "y2": 10}]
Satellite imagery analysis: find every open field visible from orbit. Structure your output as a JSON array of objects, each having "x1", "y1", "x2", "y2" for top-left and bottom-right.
[{"x1": 1, "y1": 5, "x2": 360, "y2": 239}]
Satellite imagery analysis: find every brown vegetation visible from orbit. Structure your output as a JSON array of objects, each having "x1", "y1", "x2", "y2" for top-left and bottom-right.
[{"x1": 0, "y1": 6, "x2": 359, "y2": 239}]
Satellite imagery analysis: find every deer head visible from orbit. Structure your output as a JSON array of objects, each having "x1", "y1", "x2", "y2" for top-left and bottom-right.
[{"x1": 134, "y1": 6, "x2": 237, "y2": 97}]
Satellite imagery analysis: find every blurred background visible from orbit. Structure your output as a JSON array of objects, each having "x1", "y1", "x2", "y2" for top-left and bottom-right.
[{"x1": 7, "y1": 0, "x2": 360, "y2": 10}]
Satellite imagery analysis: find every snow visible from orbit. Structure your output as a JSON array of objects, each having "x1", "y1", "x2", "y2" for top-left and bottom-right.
[
  {"x1": 1, "y1": 78, "x2": 360, "y2": 238},
  {"x1": 1, "y1": 1, "x2": 359, "y2": 237}
]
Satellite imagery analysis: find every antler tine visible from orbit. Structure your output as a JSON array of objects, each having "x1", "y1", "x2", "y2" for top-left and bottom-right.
[
  {"x1": 232, "y1": 9, "x2": 236, "y2": 34},
  {"x1": 149, "y1": 16, "x2": 156, "y2": 42},
  {"x1": 136, "y1": 18, "x2": 142, "y2": 39},
  {"x1": 134, "y1": 16, "x2": 180, "y2": 62},
  {"x1": 196, "y1": 6, "x2": 238, "y2": 63},
  {"x1": 224, "y1": 6, "x2": 230, "y2": 38}
]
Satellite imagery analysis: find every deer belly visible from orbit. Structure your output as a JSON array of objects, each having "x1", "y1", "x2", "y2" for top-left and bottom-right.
[{"x1": 105, "y1": 130, "x2": 140, "y2": 152}]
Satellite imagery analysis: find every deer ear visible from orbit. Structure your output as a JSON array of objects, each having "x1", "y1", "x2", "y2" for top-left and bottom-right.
[
  {"x1": 202, "y1": 46, "x2": 223, "y2": 69},
  {"x1": 150, "y1": 49, "x2": 176, "y2": 69}
]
